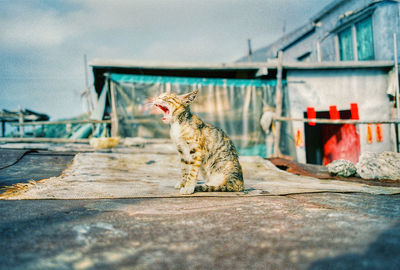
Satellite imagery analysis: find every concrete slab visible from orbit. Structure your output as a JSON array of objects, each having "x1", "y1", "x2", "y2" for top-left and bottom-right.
[
  {"x1": 2, "y1": 152, "x2": 400, "y2": 200},
  {"x1": 0, "y1": 193, "x2": 399, "y2": 270}
]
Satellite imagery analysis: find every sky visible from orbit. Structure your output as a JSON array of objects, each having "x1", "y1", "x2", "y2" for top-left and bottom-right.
[{"x1": 0, "y1": 0, "x2": 327, "y2": 120}]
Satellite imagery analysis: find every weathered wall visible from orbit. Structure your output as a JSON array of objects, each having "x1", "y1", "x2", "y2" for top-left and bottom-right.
[
  {"x1": 373, "y1": 3, "x2": 400, "y2": 61},
  {"x1": 286, "y1": 67, "x2": 394, "y2": 163},
  {"x1": 282, "y1": 0, "x2": 400, "y2": 62}
]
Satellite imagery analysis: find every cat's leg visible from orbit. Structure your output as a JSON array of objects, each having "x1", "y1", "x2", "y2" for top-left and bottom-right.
[
  {"x1": 175, "y1": 156, "x2": 189, "y2": 189},
  {"x1": 180, "y1": 145, "x2": 202, "y2": 195}
]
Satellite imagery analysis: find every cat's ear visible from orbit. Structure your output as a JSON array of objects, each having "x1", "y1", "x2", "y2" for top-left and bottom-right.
[{"x1": 180, "y1": 89, "x2": 199, "y2": 106}]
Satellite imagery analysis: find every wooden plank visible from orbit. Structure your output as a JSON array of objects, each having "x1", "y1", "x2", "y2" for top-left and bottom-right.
[
  {"x1": 11, "y1": 120, "x2": 111, "y2": 126},
  {"x1": 0, "y1": 138, "x2": 89, "y2": 144}
]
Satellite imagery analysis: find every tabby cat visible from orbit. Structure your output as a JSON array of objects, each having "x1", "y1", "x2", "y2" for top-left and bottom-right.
[{"x1": 152, "y1": 89, "x2": 244, "y2": 195}]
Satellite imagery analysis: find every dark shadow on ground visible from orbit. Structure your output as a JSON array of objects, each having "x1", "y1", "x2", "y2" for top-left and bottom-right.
[
  {"x1": 0, "y1": 150, "x2": 75, "y2": 189},
  {"x1": 309, "y1": 222, "x2": 400, "y2": 270}
]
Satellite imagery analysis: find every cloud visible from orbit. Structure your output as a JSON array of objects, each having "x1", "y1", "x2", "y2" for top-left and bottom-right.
[
  {"x1": 0, "y1": 0, "x2": 328, "y2": 119},
  {"x1": 0, "y1": 3, "x2": 77, "y2": 48}
]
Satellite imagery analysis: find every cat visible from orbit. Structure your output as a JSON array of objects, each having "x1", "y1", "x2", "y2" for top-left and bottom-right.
[{"x1": 152, "y1": 89, "x2": 244, "y2": 195}]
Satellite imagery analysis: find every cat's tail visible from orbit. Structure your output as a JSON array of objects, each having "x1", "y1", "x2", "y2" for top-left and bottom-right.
[{"x1": 195, "y1": 181, "x2": 244, "y2": 192}]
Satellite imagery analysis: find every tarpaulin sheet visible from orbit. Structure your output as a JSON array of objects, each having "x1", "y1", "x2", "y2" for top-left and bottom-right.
[{"x1": 109, "y1": 73, "x2": 280, "y2": 156}]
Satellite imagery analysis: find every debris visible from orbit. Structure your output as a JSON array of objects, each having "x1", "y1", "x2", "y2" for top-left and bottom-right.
[
  {"x1": 327, "y1": 159, "x2": 357, "y2": 177},
  {"x1": 89, "y1": 137, "x2": 120, "y2": 149},
  {"x1": 356, "y1": 151, "x2": 400, "y2": 180},
  {"x1": 122, "y1": 137, "x2": 146, "y2": 147}
]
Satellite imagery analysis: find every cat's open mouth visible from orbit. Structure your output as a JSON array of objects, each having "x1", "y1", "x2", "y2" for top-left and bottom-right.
[{"x1": 154, "y1": 104, "x2": 170, "y2": 121}]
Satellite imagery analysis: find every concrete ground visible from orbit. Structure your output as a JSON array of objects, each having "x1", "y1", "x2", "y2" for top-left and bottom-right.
[
  {"x1": 1, "y1": 147, "x2": 399, "y2": 269},
  {"x1": 1, "y1": 193, "x2": 399, "y2": 270}
]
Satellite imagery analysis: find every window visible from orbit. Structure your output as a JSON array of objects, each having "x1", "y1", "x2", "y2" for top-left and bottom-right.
[
  {"x1": 356, "y1": 17, "x2": 374, "y2": 60},
  {"x1": 338, "y1": 27, "x2": 354, "y2": 61},
  {"x1": 337, "y1": 16, "x2": 374, "y2": 61}
]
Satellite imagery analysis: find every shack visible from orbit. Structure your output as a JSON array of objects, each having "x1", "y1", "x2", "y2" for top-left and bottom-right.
[
  {"x1": 285, "y1": 61, "x2": 397, "y2": 164},
  {"x1": 89, "y1": 60, "x2": 279, "y2": 157},
  {"x1": 89, "y1": 59, "x2": 398, "y2": 164}
]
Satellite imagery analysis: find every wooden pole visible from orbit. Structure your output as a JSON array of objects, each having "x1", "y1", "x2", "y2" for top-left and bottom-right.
[
  {"x1": 0, "y1": 137, "x2": 89, "y2": 144},
  {"x1": 11, "y1": 119, "x2": 111, "y2": 126},
  {"x1": 18, "y1": 106, "x2": 24, "y2": 138},
  {"x1": 394, "y1": 33, "x2": 400, "y2": 152},
  {"x1": 109, "y1": 80, "x2": 119, "y2": 137},
  {"x1": 273, "y1": 116, "x2": 400, "y2": 125},
  {"x1": 273, "y1": 51, "x2": 284, "y2": 157},
  {"x1": 1, "y1": 121, "x2": 5, "y2": 137}
]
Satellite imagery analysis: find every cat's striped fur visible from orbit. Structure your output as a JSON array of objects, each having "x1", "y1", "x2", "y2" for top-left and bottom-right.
[{"x1": 153, "y1": 89, "x2": 244, "y2": 195}]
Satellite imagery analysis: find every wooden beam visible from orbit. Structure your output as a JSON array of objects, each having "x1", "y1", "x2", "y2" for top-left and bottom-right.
[
  {"x1": 1, "y1": 121, "x2": 5, "y2": 137},
  {"x1": 18, "y1": 108, "x2": 24, "y2": 138},
  {"x1": 273, "y1": 116, "x2": 400, "y2": 125},
  {"x1": 0, "y1": 138, "x2": 89, "y2": 144},
  {"x1": 11, "y1": 120, "x2": 111, "y2": 126}
]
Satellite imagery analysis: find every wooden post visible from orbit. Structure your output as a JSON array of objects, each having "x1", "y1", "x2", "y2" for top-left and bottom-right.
[
  {"x1": 18, "y1": 106, "x2": 24, "y2": 138},
  {"x1": 1, "y1": 121, "x2": 5, "y2": 137},
  {"x1": 66, "y1": 123, "x2": 72, "y2": 133},
  {"x1": 394, "y1": 33, "x2": 400, "y2": 152},
  {"x1": 273, "y1": 51, "x2": 284, "y2": 157},
  {"x1": 109, "y1": 80, "x2": 119, "y2": 137}
]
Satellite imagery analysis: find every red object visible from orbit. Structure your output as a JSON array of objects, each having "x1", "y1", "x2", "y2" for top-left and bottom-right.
[
  {"x1": 306, "y1": 107, "x2": 316, "y2": 126},
  {"x1": 350, "y1": 103, "x2": 359, "y2": 120},
  {"x1": 376, "y1": 124, "x2": 383, "y2": 142},
  {"x1": 322, "y1": 124, "x2": 361, "y2": 165},
  {"x1": 329, "y1": 105, "x2": 340, "y2": 120},
  {"x1": 367, "y1": 124, "x2": 373, "y2": 144}
]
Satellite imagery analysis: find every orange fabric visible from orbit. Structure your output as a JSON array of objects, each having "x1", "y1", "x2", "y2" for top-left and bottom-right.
[
  {"x1": 376, "y1": 124, "x2": 383, "y2": 142},
  {"x1": 367, "y1": 124, "x2": 373, "y2": 144}
]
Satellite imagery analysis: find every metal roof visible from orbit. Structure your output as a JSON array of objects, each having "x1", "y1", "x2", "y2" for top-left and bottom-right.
[
  {"x1": 90, "y1": 59, "x2": 394, "y2": 71},
  {"x1": 90, "y1": 59, "x2": 270, "y2": 70}
]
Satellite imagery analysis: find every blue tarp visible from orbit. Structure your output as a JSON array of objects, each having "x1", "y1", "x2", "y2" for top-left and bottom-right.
[{"x1": 110, "y1": 73, "x2": 277, "y2": 87}]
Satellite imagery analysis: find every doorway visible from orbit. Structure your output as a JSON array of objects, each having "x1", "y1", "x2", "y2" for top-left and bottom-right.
[{"x1": 304, "y1": 110, "x2": 360, "y2": 165}]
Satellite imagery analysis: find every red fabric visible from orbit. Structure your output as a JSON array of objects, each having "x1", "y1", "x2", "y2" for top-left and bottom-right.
[
  {"x1": 322, "y1": 124, "x2": 360, "y2": 165},
  {"x1": 306, "y1": 107, "x2": 316, "y2": 126},
  {"x1": 350, "y1": 103, "x2": 359, "y2": 120},
  {"x1": 329, "y1": 106, "x2": 340, "y2": 120}
]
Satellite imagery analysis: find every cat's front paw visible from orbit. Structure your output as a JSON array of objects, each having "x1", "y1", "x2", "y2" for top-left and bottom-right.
[{"x1": 180, "y1": 185, "x2": 195, "y2": 195}]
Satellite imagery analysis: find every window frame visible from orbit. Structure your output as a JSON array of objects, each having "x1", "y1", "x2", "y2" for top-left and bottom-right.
[{"x1": 335, "y1": 15, "x2": 375, "y2": 61}]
